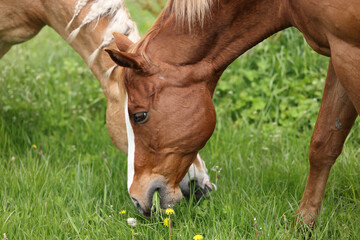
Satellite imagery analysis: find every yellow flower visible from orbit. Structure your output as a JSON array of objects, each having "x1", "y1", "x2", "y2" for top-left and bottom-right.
[
  {"x1": 163, "y1": 217, "x2": 169, "y2": 227},
  {"x1": 165, "y1": 208, "x2": 175, "y2": 215},
  {"x1": 193, "y1": 234, "x2": 204, "y2": 240},
  {"x1": 119, "y1": 210, "x2": 126, "y2": 215},
  {"x1": 32, "y1": 144, "x2": 37, "y2": 149}
]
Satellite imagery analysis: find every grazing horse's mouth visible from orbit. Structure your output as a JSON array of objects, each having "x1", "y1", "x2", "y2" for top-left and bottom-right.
[
  {"x1": 130, "y1": 179, "x2": 183, "y2": 217},
  {"x1": 131, "y1": 197, "x2": 151, "y2": 217}
]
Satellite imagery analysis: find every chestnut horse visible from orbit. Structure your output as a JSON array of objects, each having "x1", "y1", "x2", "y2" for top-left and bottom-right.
[
  {"x1": 106, "y1": 0, "x2": 360, "y2": 224},
  {"x1": 0, "y1": 0, "x2": 213, "y2": 203}
]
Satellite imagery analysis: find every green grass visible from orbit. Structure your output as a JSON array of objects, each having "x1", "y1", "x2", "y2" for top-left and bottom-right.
[{"x1": 1, "y1": 2, "x2": 360, "y2": 239}]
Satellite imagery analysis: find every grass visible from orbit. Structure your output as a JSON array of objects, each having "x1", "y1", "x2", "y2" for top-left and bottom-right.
[{"x1": 1, "y1": 2, "x2": 360, "y2": 239}]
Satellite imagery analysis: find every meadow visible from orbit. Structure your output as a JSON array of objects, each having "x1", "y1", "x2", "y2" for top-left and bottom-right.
[{"x1": 1, "y1": 1, "x2": 360, "y2": 239}]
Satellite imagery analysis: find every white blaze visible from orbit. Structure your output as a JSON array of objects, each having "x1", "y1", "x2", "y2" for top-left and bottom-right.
[{"x1": 125, "y1": 92, "x2": 135, "y2": 192}]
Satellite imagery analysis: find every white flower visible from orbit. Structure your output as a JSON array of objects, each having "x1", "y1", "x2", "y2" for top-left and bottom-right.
[
  {"x1": 127, "y1": 218, "x2": 137, "y2": 227},
  {"x1": 211, "y1": 166, "x2": 222, "y2": 172}
]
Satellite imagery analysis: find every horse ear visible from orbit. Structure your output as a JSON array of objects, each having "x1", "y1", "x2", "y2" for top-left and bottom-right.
[
  {"x1": 113, "y1": 32, "x2": 133, "y2": 52},
  {"x1": 105, "y1": 48, "x2": 143, "y2": 70}
]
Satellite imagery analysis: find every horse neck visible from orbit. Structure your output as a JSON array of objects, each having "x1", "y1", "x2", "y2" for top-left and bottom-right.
[
  {"x1": 209, "y1": 0, "x2": 291, "y2": 71},
  {"x1": 41, "y1": 0, "x2": 140, "y2": 95},
  {"x1": 147, "y1": 0, "x2": 291, "y2": 75}
]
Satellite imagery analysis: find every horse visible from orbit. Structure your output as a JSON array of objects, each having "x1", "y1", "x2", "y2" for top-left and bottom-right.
[
  {"x1": 0, "y1": 0, "x2": 214, "y2": 204},
  {"x1": 106, "y1": 0, "x2": 360, "y2": 225}
]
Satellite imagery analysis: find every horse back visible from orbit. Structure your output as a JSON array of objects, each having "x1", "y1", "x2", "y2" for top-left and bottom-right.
[
  {"x1": 288, "y1": 0, "x2": 360, "y2": 55},
  {"x1": 0, "y1": 0, "x2": 45, "y2": 47}
]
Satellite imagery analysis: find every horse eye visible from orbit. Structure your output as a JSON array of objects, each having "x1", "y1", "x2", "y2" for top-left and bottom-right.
[{"x1": 133, "y1": 112, "x2": 148, "y2": 124}]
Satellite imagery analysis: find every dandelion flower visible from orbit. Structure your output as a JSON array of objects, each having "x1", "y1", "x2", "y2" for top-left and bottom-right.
[
  {"x1": 165, "y1": 208, "x2": 175, "y2": 215},
  {"x1": 32, "y1": 144, "x2": 37, "y2": 149},
  {"x1": 119, "y1": 210, "x2": 126, "y2": 215},
  {"x1": 193, "y1": 234, "x2": 204, "y2": 240},
  {"x1": 163, "y1": 217, "x2": 169, "y2": 227},
  {"x1": 127, "y1": 218, "x2": 137, "y2": 227}
]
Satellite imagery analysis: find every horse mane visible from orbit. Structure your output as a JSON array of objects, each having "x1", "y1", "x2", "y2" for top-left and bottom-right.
[
  {"x1": 169, "y1": 0, "x2": 215, "y2": 29},
  {"x1": 128, "y1": 0, "x2": 214, "y2": 64},
  {"x1": 67, "y1": 0, "x2": 139, "y2": 69},
  {"x1": 65, "y1": 0, "x2": 213, "y2": 75}
]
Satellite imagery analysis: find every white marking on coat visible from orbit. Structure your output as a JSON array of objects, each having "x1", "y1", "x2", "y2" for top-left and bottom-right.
[{"x1": 125, "y1": 92, "x2": 135, "y2": 191}]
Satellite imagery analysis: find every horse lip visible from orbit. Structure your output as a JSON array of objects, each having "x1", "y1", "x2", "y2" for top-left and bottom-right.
[
  {"x1": 131, "y1": 197, "x2": 142, "y2": 212},
  {"x1": 131, "y1": 197, "x2": 150, "y2": 217},
  {"x1": 190, "y1": 180, "x2": 213, "y2": 200},
  {"x1": 130, "y1": 179, "x2": 165, "y2": 217}
]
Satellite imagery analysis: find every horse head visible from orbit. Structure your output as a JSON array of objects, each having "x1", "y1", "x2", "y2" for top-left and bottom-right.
[{"x1": 106, "y1": 34, "x2": 217, "y2": 215}]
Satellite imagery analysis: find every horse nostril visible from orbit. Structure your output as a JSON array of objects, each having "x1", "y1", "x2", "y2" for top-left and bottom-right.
[
  {"x1": 131, "y1": 197, "x2": 142, "y2": 211},
  {"x1": 188, "y1": 180, "x2": 212, "y2": 200},
  {"x1": 131, "y1": 197, "x2": 150, "y2": 217},
  {"x1": 131, "y1": 197, "x2": 139, "y2": 207}
]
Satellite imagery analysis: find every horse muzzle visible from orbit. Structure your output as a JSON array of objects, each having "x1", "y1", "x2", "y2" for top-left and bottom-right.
[{"x1": 129, "y1": 178, "x2": 183, "y2": 217}]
